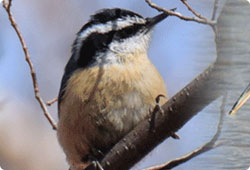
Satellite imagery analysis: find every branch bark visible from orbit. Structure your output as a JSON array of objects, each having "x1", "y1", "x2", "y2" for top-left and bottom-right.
[{"x1": 143, "y1": 94, "x2": 227, "y2": 170}]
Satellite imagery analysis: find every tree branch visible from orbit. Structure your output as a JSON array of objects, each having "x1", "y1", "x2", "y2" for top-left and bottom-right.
[
  {"x1": 180, "y1": 0, "x2": 208, "y2": 20},
  {"x1": 2, "y1": 0, "x2": 57, "y2": 130},
  {"x1": 46, "y1": 98, "x2": 58, "y2": 106},
  {"x1": 211, "y1": 0, "x2": 219, "y2": 20},
  {"x1": 145, "y1": 0, "x2": 216, "y2": 25},
  {"x1": 143, "y1": 94, "x2": 227, "y2": 170}
]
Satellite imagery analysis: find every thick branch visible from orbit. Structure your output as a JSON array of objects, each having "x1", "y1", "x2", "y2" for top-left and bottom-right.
[{"x1": 143, "y1": 94, "x2": 227, "y2": 170}]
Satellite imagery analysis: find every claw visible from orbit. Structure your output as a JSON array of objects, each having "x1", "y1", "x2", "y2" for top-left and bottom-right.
[
  {"x1": 155, "y1": 94, "x2": 166, "y2": 115},
  {"x1": 92, "y1": 160, "x2": 104, "y2": 170},
  {"x1": 149, "y1": 94, "x2": 166, "y2": 131},
  {"x1": 155, "y1": 94, "x2": 166, "y2": 103},
  {"x1": 170, "y1": 132, "x2": 180, "y2": 139},
  {"x1": 150, "y1": 94, "x2": 180, "y2": 140}
]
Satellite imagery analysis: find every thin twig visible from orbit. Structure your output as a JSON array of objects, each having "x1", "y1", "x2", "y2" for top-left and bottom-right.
[
  {"x1": 180, "y1": 0, "x2": 208, "y2": 20},
  {"x1": 210, "y1": 0, "x2": 219, "y2": 41},
  {"x1": 2, "y1": 0, "x2": 57, "y2": 130},
  {"x1": 143, "y1": 94, "x2": 227, "y2": 170},
  {"x1": 211, "y1": 0, "x2": 219, "y2": 21},
  {"x1": 145, "y1": 0, "x2": 216, "y2": 25},
  {"x1": 46, "y1": 97, "x2": 58, "y2": 106}
]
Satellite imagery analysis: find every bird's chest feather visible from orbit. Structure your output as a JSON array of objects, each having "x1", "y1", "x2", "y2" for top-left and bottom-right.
[{"x1": 58, "y1": 61, "x2": 166, "y2": 148}]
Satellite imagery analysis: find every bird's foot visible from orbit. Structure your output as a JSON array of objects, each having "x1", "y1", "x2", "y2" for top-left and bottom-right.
[{"x1": 150, "y1": 94, "x2": 180, "y2": 140}]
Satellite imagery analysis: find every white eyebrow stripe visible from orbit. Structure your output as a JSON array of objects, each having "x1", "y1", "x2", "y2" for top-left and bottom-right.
[
  {"x1": 73, "y1": 16, "x2": 146, "y2": 60},
  {"x1": 78, "y1": 16, "x2": 145, "y2": 42}
]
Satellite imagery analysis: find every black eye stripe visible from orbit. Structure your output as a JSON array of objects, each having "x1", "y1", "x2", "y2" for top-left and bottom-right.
[
  {"x1": 115, "y1": 24, "x2": 144, "y2": 39},
  {"x1": 75, "y1": 23, "x2": 144, "y2": 68},
  {"x1": 75, "y1": 23, "x2": 145, "y2": 66},
  {"x1": 77, "y1": 23, "x2": 144, "y2": 64}
]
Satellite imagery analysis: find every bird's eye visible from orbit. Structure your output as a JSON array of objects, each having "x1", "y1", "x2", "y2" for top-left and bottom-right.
[
  {"x1": 115, "y1": 24, "x2": 143, "y2": 40},
  {"x1": 119, "y1": 27, "x2": 134, "y2": 38},
  {"x1": 123, "y1": 27, "x2": 134, "y2": 35}
]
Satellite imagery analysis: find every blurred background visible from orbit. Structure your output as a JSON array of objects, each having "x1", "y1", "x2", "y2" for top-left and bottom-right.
[{"x1": 0, "y1": 0, "x2": 249, "y2": 170}]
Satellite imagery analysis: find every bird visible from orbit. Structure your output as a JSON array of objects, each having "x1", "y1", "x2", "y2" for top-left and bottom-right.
[{"x1": 57, "y1": 8, "x2": 169, "y2": 170}]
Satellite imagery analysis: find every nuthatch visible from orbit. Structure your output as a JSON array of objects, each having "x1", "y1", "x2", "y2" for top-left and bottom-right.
[{"x1": 57, "y1": 8, "x2": 168, "y2": 170}]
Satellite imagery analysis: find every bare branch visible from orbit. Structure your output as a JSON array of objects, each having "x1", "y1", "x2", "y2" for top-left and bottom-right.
[
  {"x1": 210, "y1": 0, "x2": 219, "y2": 35},
  {"x1": 2, "y1": 0, "x2": 57, "y2": 130},
  {"x1": 180, "y1": 0, "x2": 208, "y2": 20},
  {"x1": 143, "y1": 94, "x2": 227, "y2": 170},
  {"x1": 145, "y1": 0, "x2": 216, "y2": 25},
  {"x1": 211, "y1": 0, "x2": 219, "y2": 20},
  {"x1": 46, "y1": 98, "x2": 58, "y2": 106}
]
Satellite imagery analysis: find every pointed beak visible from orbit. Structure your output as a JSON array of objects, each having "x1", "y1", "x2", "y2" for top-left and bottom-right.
[
  {"x1": 229, "y1": 83, "x2": 250, "y2": 115},
  {"x1": 145, "y1": 8, "x2": 176, "y2": 31}
]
